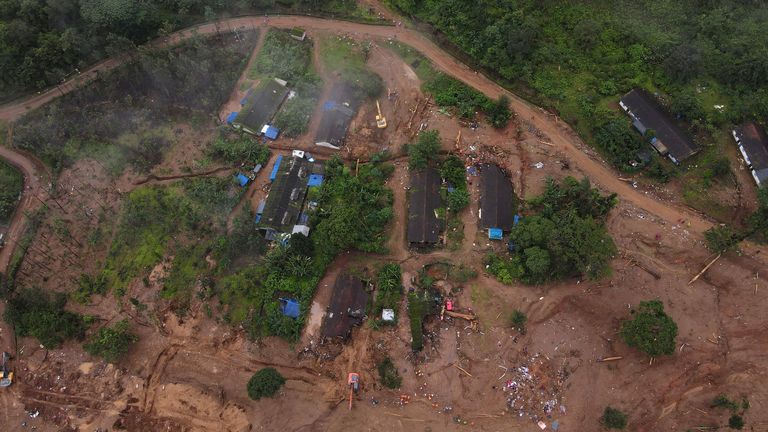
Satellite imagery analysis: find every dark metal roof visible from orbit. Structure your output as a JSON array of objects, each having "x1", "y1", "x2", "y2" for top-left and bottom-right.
[
  {"x1": 259, "y1": 156, "x2": 311, "y2": 232},
  {"x1": 479, "y1": 164, "x2": 514, "y2": 231},
  {"x1": 734, "y1": 122, "x2": 768, "y2": 170},
  {"x1": 314, "y1": 84, "x2": 356, "y2": 147},
  {"x1": 234, "y1": 79, "x2": 289, "y2": 133},
  {"x1": 321, "y1": 274, "x2": 368, "y2": 339},
  {"x1": 620, "y1": 89, "x2": 700, "y2": 162},
  {"x1": 407, "y1": 167, "x2": 442, "y2": 245}
]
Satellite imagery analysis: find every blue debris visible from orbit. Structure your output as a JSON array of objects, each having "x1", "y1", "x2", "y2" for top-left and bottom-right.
[
  {"x1": 513, "y1": 214, "x2": 521, "y2": 226},
  {"x1": 262, "y1": 125, "x2": 279, "y2": 140},
  {"x1": 280, "y1": 298, "x2": 300, "y2": 318},
  {"x1": 226, "y1": 112, "x2": 238, "y2": 124},
  {"x1": 308, "y1": 174, "x2": 324, "y2": 187},
  {"x1": 235, "y1": 173, "x2": 249, "y2": 187},
  {"x1": 269, "y1": 155, "x2": 283, "y2": 181},
  {"x1": 489, "y1": 228, "x2": 503, "y2": 240}
]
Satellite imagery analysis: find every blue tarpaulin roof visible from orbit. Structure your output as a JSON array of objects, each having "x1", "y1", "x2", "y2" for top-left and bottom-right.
[
  {"x1": 280, "y1": 298, "x2": 300, "y2": 318},
  {"x1": 226, "y1": 112, "x2": 238, "y2": 124},
  {"x1": 263, "y1": 125, "x2": 279, "y2": 140},
  {"x1": 235, "y1": 173, "x2": 250, "y2": 187},
  {"x1": 269, "y1": 155, "x2": 283, "y2": 181},
  {"x1": 308, "y1": 174, "x2": 324, "y2": 187},
  {"x1": 489, "y1": 228, "x2": 503, "y2": 240}
]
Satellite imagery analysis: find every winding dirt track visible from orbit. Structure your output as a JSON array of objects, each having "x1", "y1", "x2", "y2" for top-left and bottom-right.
[{"x1": 0, "y1": 16, "x2": 713, "y2": 274}]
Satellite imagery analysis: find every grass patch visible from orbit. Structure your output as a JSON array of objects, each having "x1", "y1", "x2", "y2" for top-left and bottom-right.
[
  {"x1": 319, "y1": 35, "x2": 384, "y2": 100},
  {"x1": 373, "y1": 263, "x2": 402, "y2": 322},
  {"x1": 0, "y1": 159, "x2": 23, "y2": 224}
]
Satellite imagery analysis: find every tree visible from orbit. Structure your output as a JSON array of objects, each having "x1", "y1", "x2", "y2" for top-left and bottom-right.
[
  {"x1": 600, "y1": 406, "x2": 628, "y2": 429},
  {"x1": 4, "y1": 287, "x2": 85, "y2": 348},
  {"x1": 446, "y1": 188, "x2": 470, "y2": 210},
  {"x1": 728, "y1": 415, "x2": 745, "y2": 430},
  {"x1": 620, "y1": 300, "x2": 678, "y2": 357},
  {"x1": 377, "y1": 357, "x2": 402, "y2": 389},
  {"x1": 84, "y1": 320, "x2": 138, "y2": 362},
  {"x1": 409, "y1": 130, "x2": 441, "y2": 169},
  {"x1": 485, "y1": 95, "x2": 513, "y2": 128},
  {"x1": 247, "y1": 367, "x2": 285, "y2": 400}
]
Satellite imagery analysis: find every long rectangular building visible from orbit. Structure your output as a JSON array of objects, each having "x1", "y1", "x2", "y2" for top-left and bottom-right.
[
  {"x1": 259, "y1": 155, "x2": 312, "y2": 237},
  {"x1": 620, "y1": 89, "x2": 700, "y2": 164},
  {"x1": 732, "y1": 122, "x2": 768, "y2": 186},
  {"x1": 479, "y1": 164, "x2": 514, "y2": 231},
  {"x1": 407, "y1": 167, "x2": 442, "y2": 246},
  {"x1": 234, "y1": 79, "x2": 289, "y2": 135}
]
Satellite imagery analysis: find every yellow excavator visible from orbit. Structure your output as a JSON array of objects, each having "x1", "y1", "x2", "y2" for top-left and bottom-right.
[
  {"x1": 0, "y1": 352, "x2": 13, "y2": 388},
  {"x1": 375, "y1": 101, "x2": 387, "y2": 129}
]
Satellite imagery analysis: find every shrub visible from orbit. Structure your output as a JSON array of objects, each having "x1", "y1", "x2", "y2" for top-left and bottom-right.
[
  {"x1": 600, "y1": 406, "x2": 627, "y2": 429},
  {"x1": 484, "y1": 95, "x2": 513, "y2": 128},
  {"x1": 83, "y1": 320, "x2": 138, "y2": 362},
  {"x1": 408, "y1": 291, "x2": 430, "y2": 351},
  {"x1": 510, "y1": 309, "x2": 527, "y2": 333},
  {"x1": 728, "y1": 415, "x2": 744, "y2": 430},
  {"x1": 375, "y1": 263, "x2": 403, "y2": 317},
  {"x1": 72, "y1": 272, "x2": 108, "y2": 304},
  {"x1": 409, "y1": 130, "x2": 441, "y2": 169},
  {"x1": 705, "y1": 225, "x2": 743, "y2": 253},
  {"x1": 620, "y1": 300, "x2": 678, "y2": 357},
  {"x1": 377, "y1": 357, "x2": 402, "y2": 389},
  {"x1": 4, "y1": 287, "x2": 85, "y2": 347},
  {"x1": 247, "y1": 368, "x2": 286, "y2": 400},
  {"x1": 712, "y1": 394, "x2": 739, "y2": 411}
]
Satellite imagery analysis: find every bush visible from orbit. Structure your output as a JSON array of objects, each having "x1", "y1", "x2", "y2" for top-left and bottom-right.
[
  {"x1": 247, "y1": 368, "x2": 285, "y2": 400},
  {"x1": 728, "y1": 415, "x2": 745, "y2": 430},
  {"x1": 484, "y1": 95, "x2": 513, "y2": 128},
  {"x1": 72, "y1": 272, "x2": 108, "y2": 304},
  {"x1": 424, "y1": 74, "x2": 489, "y2": 120},
  {"x1": 712, "y1": 394, "x2": 739, "y2": 411},
  {"x1": 83, "y1": 320, "x2": 138, "y2": 362},
  {"x1": 600, "y1": 406, "x2": 628, "y2": 429},
  {"x1": 620, "y1": 300, "x2": 678, "y2": 357},
  {"x1": 408, "y1": 290, "x2": 430, "y2": 351},
  {"x1": 0, "y1": 160, "x2": 23, "y2": 224},
  {"x1": 510, "y1": 309, "x2": 527, "y2": 333},
  {"x1": 209, "y1": 129, "x2": 271, "y2": 165},
  {"x1": 705, "y1": 226, "x2": 743, "y2": 253},
  {"x1": 377, "y1": 357, "x2": 402, "y2": 389},
  {"x1": 375, "y1": 263, "x2": 403, "y2": 317},
  {"x1": 4, "y1": 287, "x2": 85, "y2": 347}
]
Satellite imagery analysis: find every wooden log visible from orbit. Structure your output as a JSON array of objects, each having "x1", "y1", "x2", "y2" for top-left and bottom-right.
[{"x1": 688, "y1": 254, "x2": 722, "y2": 285}]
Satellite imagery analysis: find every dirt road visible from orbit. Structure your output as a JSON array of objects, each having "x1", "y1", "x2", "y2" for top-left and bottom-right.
[
  {"x1": 0, "y1": 132, "x2": 49, "y2": 273},
  {"x1": 0, "y1": 15, "x2": 713, "y2": 276}
]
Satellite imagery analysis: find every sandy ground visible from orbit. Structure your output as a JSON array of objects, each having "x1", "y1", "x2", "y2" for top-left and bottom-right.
[{"x1": 1, "y1": 9, "x2": 767, "y2": 432}]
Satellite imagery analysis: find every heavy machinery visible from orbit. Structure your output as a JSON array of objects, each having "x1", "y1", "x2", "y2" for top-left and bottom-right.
[
  {"x1": 347, "y1": 372, "x2": 360, "y2": 410},
  {"x1": 0, "y1": 352, "x2": 13, "y2": 388},
  {"x1": 375, "y1": 100, "x2": 387, "y2": 129}
]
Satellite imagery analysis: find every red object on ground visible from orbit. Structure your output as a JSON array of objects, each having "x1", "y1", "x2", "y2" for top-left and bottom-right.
[{"x1": 446, "y1": 299, "x2": 454, "y2": 311}]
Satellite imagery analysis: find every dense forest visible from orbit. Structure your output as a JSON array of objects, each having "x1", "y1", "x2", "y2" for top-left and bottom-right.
[
  {"x1": 0, "y1": 0, "x2": 368, "y2": 101},
  {"x1": 388, "y1": 0, "x2": 768, "y2": 170}
]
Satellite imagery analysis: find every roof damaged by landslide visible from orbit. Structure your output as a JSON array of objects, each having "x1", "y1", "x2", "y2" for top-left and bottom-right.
[
  {"x1": 314, "y1": 83, "x2": 356, "y2": 148},
  {"x1": 479, "y1": 164, "x2": 514, "y2": 231},
  {"x1": 620, "y1": 89, "x2": 700, "y2": 162},
  {"x1": 260, "y1": 156, "x2": 312, "y2": 232},
  {"x1": 407, "y1": 167, "x2": 442, "y2": 245},
  {"x1": 234, "y1": 79, "x2": 289, "y2": 133},
  {"x1": 321, "y1": 274, "x2": 368, "y2": 339}
]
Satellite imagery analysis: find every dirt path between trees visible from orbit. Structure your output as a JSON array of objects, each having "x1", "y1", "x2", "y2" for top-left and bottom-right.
[{"x1": 0, "y1": 15, "x2": 714, "y2": 275}]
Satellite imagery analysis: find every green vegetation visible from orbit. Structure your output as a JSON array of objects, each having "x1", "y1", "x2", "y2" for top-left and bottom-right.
[
  {"x1": 374, "y1": 263, "x2": 403, "y2": 320},
  {"x1": 407, "y1": 289, "x2": 430, "y2": 351},
  {"x1": 487, "y1": 177, "x2": 616, "y2": 284},
  {"x1": 600, "y1": 406, "x2": 628, "y2": 430},
  {"x1": 0, "y1": 0, "x2": 383, "y2": 101},
  {"x1": 72, "y1": 273, "x2": 108, "y2": 305},
  {"x1": 388, "y1": 1, "x2": 768, "y2": 173},
  {"x1": 377, "y1": 357, "x2": 402, "y2": 389},
  {"x1": 252, "y1": 29, "x2": 322, "y2": 138},
  {"x1": 319, "y1": 36, "x2": 383, "y2": 100},
  {"x1": 209, "y1": 129, "x2": 271, "y2": 165},
  {"x1": 247, "y1": 367, "x2": 285, "y2": 400},
  {"x1": 83, "y1": 320, "x2": 138, "y2": 363},
  {"x1": 13, "y1": 34, "x2": 255, "y2": 174},
  {"x1": 620, "y1": 300, "x2": 678, "y2": 357},
  {"x1": 4, "y1": 287, "x2": 85, "y2": 347},
  {"x1": 219, "y1": 156, "x2": 393, "y2": 340},
  {"x1": 441, "y1": 155, "x2": 469, "y2": 211},
  {"x1": 702, "y1": 188, "x2": 768, "y2": 251},
  {"x1": 408, "y1": 130, "x2": 441, "y2": 170},
  {"x1": 0, "y1": 160, "x2": 23, "y2": 223},
  {"x1": 713, "y1": 394, "x2": 740, "y2": 412},
  {"x1": 704, "y1": 226, "x2": 743, "y2": 253},
  {"x1": 1, "y1": 208, "x2": 46, "y2": 294},
  {"x1": 509, "y1": 309, "x2": 527, "y2": 333},
  {"x1": 729, "y1": 415, "x2": 745, "y2": 430}
]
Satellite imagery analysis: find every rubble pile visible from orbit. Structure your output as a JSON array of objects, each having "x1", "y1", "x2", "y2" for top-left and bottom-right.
[{"x1": 503, "y1": 353, "x2": 568, "y2": 426}]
